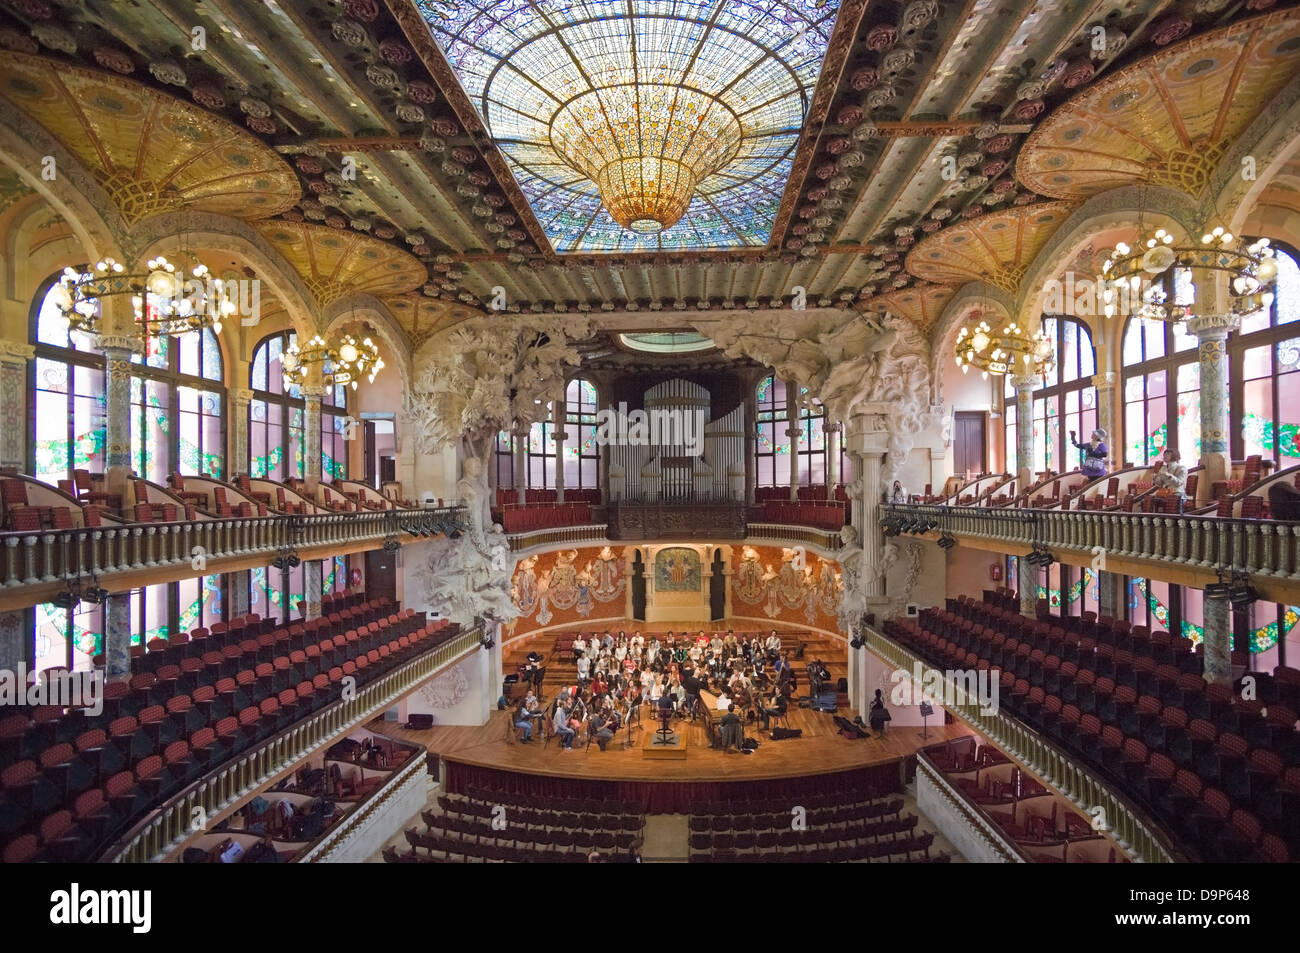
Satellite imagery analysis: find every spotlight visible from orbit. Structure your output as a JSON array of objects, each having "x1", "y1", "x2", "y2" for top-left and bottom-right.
[
  {"x1": 83, "y1": 585, "x2": 109, "y2": 604},
  {"x1": 849, "y1": 636, "x2": 864, "y2": 649},
  {"x1": 53, "y1": 588, "x2": 80, "y2": 610},
  {"x1": 1229, "y1": 582, "x2": 1258, "y2": 608},
  {"x1": 937, "y1": 533, "x2": 956, "y2": 550},
  {"x1": 287, "y1": 553, "x2": 301, "y2": 568},
  {"x1": 479, "y1": 633, "x2": 496, "y2": 650},
  {"x1": 1204, "y1": 580, "x2": 1232, "y2": 599}
]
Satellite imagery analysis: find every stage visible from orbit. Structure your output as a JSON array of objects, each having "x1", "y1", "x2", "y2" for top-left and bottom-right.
[{"x1": 369, "y1": 704, "x2": 969, "y2": 784}]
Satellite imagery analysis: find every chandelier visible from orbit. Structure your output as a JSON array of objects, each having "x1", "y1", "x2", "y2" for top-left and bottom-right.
[
  {"x1": 281, "y1": 333, "x2": 384, "y2": 391},
  {"x1": 954, "y1": 318, "x2": 1056, "y2": 378},
  {"x1": 1100, "y1": 226, "x2": 1277, "y2": 322},
  {"x1": 50, "y1": 256, "x2": 233, "y2": 339}
]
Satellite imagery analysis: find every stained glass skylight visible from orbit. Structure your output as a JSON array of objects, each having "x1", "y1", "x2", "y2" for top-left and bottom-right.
[{"x1": 417, "y1": 0, "x2": 841, "y2": 253}]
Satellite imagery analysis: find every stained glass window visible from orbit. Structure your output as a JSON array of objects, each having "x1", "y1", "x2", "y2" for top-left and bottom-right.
[
  {"x1": 1231, "y1": 245, "x2": 1300, "y2": 464},
  {"x1": 1122, "y1": 317, "x2": 1197, "y2": 465},
  {"x1": 563, "y1": 378, "x2": 599, "y2": 490},
  {"x1": 249, "y1": 331, "x2": 346, "y2": 482},
  {"x1": 419, "y1": 0, "x2": 841, "y2": 251},
  {"x1": 1004, "y1": 317, "x2": 1096, "y2": 475}
]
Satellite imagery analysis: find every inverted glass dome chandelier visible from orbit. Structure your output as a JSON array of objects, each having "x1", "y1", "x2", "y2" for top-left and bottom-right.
[{"x1": 552, "y1": 83, "x2": 742, "y2": 233}]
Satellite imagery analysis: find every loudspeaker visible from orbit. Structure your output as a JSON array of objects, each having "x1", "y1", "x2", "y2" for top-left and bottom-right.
[
  {"x1": 406, "y1": 713, "x2": 433, "y2": 730},
  {"x1": 906, "y1": 603, "x2": 920, "y2": 617}
]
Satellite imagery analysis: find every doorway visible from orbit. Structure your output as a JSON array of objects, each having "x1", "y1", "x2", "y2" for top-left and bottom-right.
[{"x1": 953, "y1": 411, "x2": 987, "y2": 479}]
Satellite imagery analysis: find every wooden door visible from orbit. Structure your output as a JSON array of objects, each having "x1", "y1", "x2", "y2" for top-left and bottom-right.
[
  {"x1": 953, "y1": 411, "x2": 987, "y2": 478},
  {"x1": 364, "y1": 548, "x2": 397, "y2": 604}
]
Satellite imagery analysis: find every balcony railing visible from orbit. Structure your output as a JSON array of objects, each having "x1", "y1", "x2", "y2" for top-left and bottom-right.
[
  {"x1": 104, "y1": 625, "x2": 481, "y2": 863},
  {"x1": 883, "y1": 503, "x2": 1300, "y2": 586},
  {"x1": 0, "y1": 506, "x2": 464, "y2": 605},
  {"x1": 863, "y1": 623, "x2": 1179, "y2": 863}
]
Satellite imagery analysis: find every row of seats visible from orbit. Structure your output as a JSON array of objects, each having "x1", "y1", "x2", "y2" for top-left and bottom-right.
[
  {"x1": 754, "y1": 485, "x2": 850, "y2": 503},
  {"x1": 755, "y1": 500, "x2": 847, "y2": 529},
  {"x1": 0, "y1": 599, "x2": 453, "y2": 863},
  {"x1": 495, "y1": 488, "x2": 601, "y2": 506},
  {"x1": 886, "y1": 602, "x2": 1297, "y2": 862},
  {"x1": 499, "y1": 502, "x2": 594, "y2": 533},
  {"x1": 436, "y1": 795, "x2": 644, "y2": 832}
]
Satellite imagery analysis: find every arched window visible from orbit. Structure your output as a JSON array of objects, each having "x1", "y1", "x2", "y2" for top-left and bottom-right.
[
  {"x1": 29, "y1": 273, "x2": 225, "y2": 485},
  {"x1": 128, "y1": 327, "x2": 225, "y2": 483},
  {"x1": 563, "y1": 378, "x2": 599, "y2": 490},
  {"x1": 1001, "y1": 317, "x2": 1097, "y2": 474},
  {"x1": 755, "y1": 375, "x2": 790, "y2": 487},
  {"x1": 1121, "y1": 314, "x2": 1199, "y2": 465},
  {"x1": 249, "y1": 331, "x2": 347, "y2": 481},
  {"x1": 1230, "y1": 243, "x2": 1300, "y2": 465},
  {"x1": 30, "y1": 273, "x2": 106, "y2": 485}
]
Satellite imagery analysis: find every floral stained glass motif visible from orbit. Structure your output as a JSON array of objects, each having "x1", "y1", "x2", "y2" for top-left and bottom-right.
[
  {"x1": 419, "y1": 0, "x2": 841, "y2": 252},
  {"x1": 1130, "y1": 578, "x2": 1297, "y2": 653}
]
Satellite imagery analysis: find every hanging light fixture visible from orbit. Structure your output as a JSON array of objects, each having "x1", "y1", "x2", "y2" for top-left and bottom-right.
[
  {"x1": 954, "y1": 316, "x2": 1055, "y2": 379},
  {"x1": 51, "y1": 254, "x2": 233, "y2": 340},
  {"x1": 1100, "y1": 226, "x2": 1276, "y2": 322},
  {"x1": 281, "y1": 332, "x2": 384, "y2": 391}
]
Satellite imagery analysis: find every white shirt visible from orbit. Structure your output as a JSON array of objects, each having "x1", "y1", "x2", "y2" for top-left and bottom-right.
[
  {"x1": 715, "y1": 693, "x2": 731, "y2": 711},
  {"x1": 576, "y1": 657, "x2": 589, "y2": 678},
  {"x1": 765, "y1": 635, "x2": 781, "y2": 651},
  {"x1": 614, "y1": 645, "x2": 627, "y2": 661},
  {"x1": 572, "y1": 638, "x2": 586, "y2": 653}
]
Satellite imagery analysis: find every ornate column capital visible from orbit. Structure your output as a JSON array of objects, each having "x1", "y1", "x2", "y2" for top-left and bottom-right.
[
  {"x1": 300, "y1": 384, "x2": 328, "y2": 401},
  {"x1": 1185, "y1": 313, "x2": 1240, "y2": 339},
  {"x1": 1089, "y1": 371, "x2": 1117, "y2": 390},
  {"x1": 97, "y1": 334, "x2": 143, "y2": 355},
  {"x1": 0, "y1": 341, "x2": 35, "y2": 364},
  {"x1": 1010, "y1": 373, "x2": 1039, "y2": 393},
  {"x1": 231, "y1": 387, "x2": 255, "y2": 405}
]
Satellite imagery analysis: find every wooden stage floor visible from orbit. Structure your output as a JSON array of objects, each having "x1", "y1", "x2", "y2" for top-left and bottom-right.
[{"x1": 370, "y1": 706, "x2": 970, "y2": 784}]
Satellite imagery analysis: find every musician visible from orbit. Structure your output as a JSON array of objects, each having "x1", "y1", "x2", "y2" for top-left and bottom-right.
[
  {"x1": 760, "y1": 686, "x2": 788, "y2": 731},
  {"x1": 589, "y1": 673, "x2": 608, "y2": 702},
  {"x1": 514, "y1": 701, "x2": 535, "y2": 742},
  {"x1": 590, "y1": 708, "x2": 615, "y2": 751},
  {"x1": 720, "y1": 704, "x2": 744, "y2": 753},
  {"x1": 553, "y1": 702, "x2": 575, "y2": 750}
]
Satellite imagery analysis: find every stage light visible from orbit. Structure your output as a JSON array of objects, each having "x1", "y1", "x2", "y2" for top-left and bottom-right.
[
  {"x1": 53, "y1": 588, "x2": 80, "y2": 610},
  {"x1": 1229, "y1": 584, "x2": 1258, "y2": 608}
]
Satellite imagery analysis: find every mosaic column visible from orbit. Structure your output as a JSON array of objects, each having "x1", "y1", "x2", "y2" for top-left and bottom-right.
[
  {"x1": 1186, "y1": 314, "x2": 1239, "y2": 492},
  {"x1": 1018, "y1": 554, "x2": 1038, "y2": 616},
  {"x1": 230, "y1": 388, "x2": 253, "y2": 477},
  {"x1": 513, "y1": 424, "x2": 527, "y2": 504},
  {"x1": 105, "y1": 592, "x2": 131, "y2": 682},
  {"x1": 0, "y1": 342, "x2": 34, "y2": 470},
  {"x1": 551, "y1": 383, "x2": 566, "y2": 504},
  {"x1": 1091, "y1": 371, "x2": 1116, "y2": 468},
  {"x1": 301, "y1": 384, "x2": 326, "y2": 491},
  {"x1": 0, "y1": 610, "x2": 25, "y2": 675},
  {"x1": 1098, "y1": 569, "x2": 1119, "y2": 620},
  {"x1": 281, "y1": 564, "x2": 293, "y2": 625},
  {"x1": 825, "y1": 422, "x2": 840, "y2": 488},
  {"x1": 1202, "y1": 589, "x2": 1232, "y2": 686},
  {"x1": 303, "y1": 558, "x2": 322, "y2": 621},
  {"x1": 100, "y1": 335, "x2": 141, "y2": 503},
  {"x1": 786, "y1": 379, "x2": 800, "y2": 501},
  {"x1": 228, "y1": 570, "x2": 251, "y2": 618},
  {"x1": 1011, "y1": 373, "x2": 1037, "y2": 490}
]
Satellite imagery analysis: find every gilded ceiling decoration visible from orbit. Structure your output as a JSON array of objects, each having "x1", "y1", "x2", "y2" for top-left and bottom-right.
[
  {"x1": 0, "y1": 51, "x2": 299, "y2": 225},
  {"x1": 256, "y1": 222, "x2": 426, "y2": 306},
  {"x1": 1016, "y1": 10, "x2": 1300, "y2": 201},
  {"x1": 863, "y1": 282, "x2": 958, "y2": 330},
  {"x1": 904, "y1": 201, "x2": 1075, "y2": 295},
  {"x1": 418, "y1": 0, "x2": 842, "y2": 252}
]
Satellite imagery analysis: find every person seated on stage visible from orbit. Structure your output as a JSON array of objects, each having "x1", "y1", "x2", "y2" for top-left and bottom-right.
[
  {"x1": 553, "y1": 702, "x2": 576, "y2": 750},
  {"x1": 868, "y1": 689, "x2": 891, "y2": 734},
  {"x1": 514, "y1": 701, "x2": 536, "y2": 742},
  {"x1": 720, "y1": 703, "x2": 744, "y2": 753},
  {"x1": 601, "y1": 630, "x2": 615, "y2": 651},
  {"x1": 765, "y1": 630, "x2": 782, "y2": 657},
  {"x1": 568, "y1": 697, "x2": 588, "y2": 738},
  {"x1": 710, "y1": 633, "x2": 723, "y2": 654},
  {"x1": 614, "y1": 639, "x2": 628, "y2": 663},
  {"x1": 647, "y1": 635, "x2": 661, "y2": 660},
  {"x1": 761, "y1": 687, "x2": 788, "y2": 731},
  {"x1": 670, "y1": 676, "x2": 687, "y2": 714},
  {"x1": 590, "y1": 708, "x2": 615, "y2": 751},
  {"x1": 688, "y1": 640, "x2": 702, "y2": 664},
  {"x1": 576, "y1": 654, "x2": 591, "y2": 684},
  {"x1": 572, "y1": 635, "x2": 586, "y2": 660},
  {"x1": 649, "y1": 674, "x2": 664, "y2": 704},
  {"x1": 590, "y1": 672, "x2": 609, "y2": 698},
  {"x1": 632, "y1": 630, "x2": 645, "y2": 651},
  {"x1": 523, "y1": 689, "x2": 538, "y2": 710}
]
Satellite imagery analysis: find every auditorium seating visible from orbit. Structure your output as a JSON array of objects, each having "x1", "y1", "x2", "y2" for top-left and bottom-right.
[
  {"x1": 386, "y1": 790, "x2": 646, "y2": 863},
  {"x1": 686, "y1": 791, "x2": 944, "y2": 863},
  {"x1": 883, "y1": 595, "x2": 1298, "y2": 862},
  {"x1": 0, "y1": 591, "x2": 459, "y2": 863}
]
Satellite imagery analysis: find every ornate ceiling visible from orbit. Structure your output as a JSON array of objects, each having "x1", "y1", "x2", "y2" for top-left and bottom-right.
[{"x1": 0, "y1": 0, "x2": 1297, "y2": 342}]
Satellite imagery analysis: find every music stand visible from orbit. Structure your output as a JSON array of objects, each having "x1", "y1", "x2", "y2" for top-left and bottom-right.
[{"x1": 919, "y1": 701, "x2": 934, "y2": 739}]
